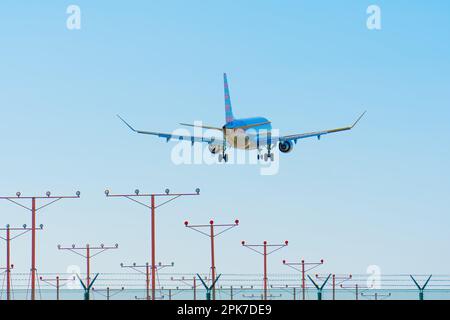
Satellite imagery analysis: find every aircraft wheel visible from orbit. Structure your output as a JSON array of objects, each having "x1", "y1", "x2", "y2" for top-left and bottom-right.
[{"x1": 263, "y1": 153, "x2": 268, "y2": 162}]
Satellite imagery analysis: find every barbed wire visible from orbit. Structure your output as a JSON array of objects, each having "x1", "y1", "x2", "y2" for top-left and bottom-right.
[{"x1": 2, "y1": 272, "x2": 450, "y2": 290}]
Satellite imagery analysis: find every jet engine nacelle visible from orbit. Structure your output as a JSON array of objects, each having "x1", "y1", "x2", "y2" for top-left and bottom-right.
[
  {"x1": 278, "y1": 141, "x2": 294, "y2": 153},
  {"x1": 208, "y1": 144, "x2": 223, "y2": 155}
]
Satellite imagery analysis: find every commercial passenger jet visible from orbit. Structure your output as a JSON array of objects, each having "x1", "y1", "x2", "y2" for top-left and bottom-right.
[{"x1": 118, "y1": 74, "x2": 365, "y2": 162}]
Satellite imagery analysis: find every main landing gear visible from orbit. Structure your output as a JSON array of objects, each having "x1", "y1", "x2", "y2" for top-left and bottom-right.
[
  {"x1": 219, "y1": 133, "x2": 228, "y2": 162},
  {"x1": 257, "y1": 145, "x2": 274, "y2": 162},
  {"x1": 218, "y1": 153, "x2": 228, "y2": 163}
]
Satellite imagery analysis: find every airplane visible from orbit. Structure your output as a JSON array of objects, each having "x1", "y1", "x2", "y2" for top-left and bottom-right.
[{"x1": 117, "y1": 73, "x2": 365, "y2": 162}]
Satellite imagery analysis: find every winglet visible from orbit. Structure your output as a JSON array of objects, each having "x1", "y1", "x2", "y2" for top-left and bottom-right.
[
  {"x1": 351, "y1": 111, "x2": 367, "y2": 128},
  {"x1": 117, "y1": 114, "x2": 137, "y2": 132}
]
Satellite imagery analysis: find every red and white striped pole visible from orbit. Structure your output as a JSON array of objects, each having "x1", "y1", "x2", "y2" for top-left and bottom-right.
[
  {"x1": 0, "y1": 191, "x2": 81, "y2": 300},
  {"x1": 282, "y1": 259, "x2": 324, "y2": 300},
  {"x1": 106, "y1": 188, "x2": 200, "y2": 300},
  {"x1": 185, "y1": 219, "x2": 239, "y2": 300},
  {"x1": 0, "y1": 224, "x2": 41, "y2": 301},
  {"x1": 242, "y1": 240, "x2": 288, "y2": 301}
]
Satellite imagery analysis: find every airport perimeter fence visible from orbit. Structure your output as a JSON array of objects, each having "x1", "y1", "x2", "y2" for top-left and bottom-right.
[{"x1": 1, "y1": 272, "x2": 449, "y2": 300}]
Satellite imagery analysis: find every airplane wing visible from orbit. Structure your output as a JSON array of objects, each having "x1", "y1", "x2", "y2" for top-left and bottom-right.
[
  {"x1": 117, "y1": 115, "x2": 221, "y2": 145},
  {"x1": 273, "y1": 111, "x2": 366, "y2": 144}
]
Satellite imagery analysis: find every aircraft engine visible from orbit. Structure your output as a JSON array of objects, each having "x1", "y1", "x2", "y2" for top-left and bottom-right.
[
  {"x1": 208, "y1": 144, "x2": 223, "y2": 155},
  {"x1": 278, "y1": 141, "x2": 294, "y2": 153}
]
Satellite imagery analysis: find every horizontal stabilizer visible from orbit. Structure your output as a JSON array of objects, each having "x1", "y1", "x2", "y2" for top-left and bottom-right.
[
  {"x1": 230, "y1": 121, "x2": 272, "y2": 130},
  {"x1": 117, "y1": 115, "x2": 221, "y2": 145},
  {"x1": 179, "y1": 123, "x2": 223, "y2": 131}
]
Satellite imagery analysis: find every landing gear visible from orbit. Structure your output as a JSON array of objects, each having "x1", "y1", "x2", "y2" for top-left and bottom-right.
[
  {"x1": 219, "y1": 127, "x2": 228, "y2": 163},
  {"x1": 258, "y1": 151, "x2": 274, "y2": 162},
  {"x1": 218, "y1": 153, "x2": 228, "y2": 163},
  {"x1": 263, "y1": 153, "x2": 274, "y2": 162},
  {"x1": 260, "y1": 144, "x2": 274, "y2": 162},
  {"x1": 257, "y1": 152, "x2": 274, "y2": 161}
]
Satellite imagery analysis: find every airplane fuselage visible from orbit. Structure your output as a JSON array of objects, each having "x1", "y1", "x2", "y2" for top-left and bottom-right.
[{"x1": 224, "y1": 117, "x2": 272, "y2": 150}]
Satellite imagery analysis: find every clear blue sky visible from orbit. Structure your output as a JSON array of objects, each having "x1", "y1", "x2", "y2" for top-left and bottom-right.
[{"x1": 0, "y1": 1, "x2": 449, "y2": 279}]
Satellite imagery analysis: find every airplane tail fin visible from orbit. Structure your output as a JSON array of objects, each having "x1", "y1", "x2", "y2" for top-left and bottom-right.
[{"x1": 224, "y1": 73, "x2": 235, "y2": 123}]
